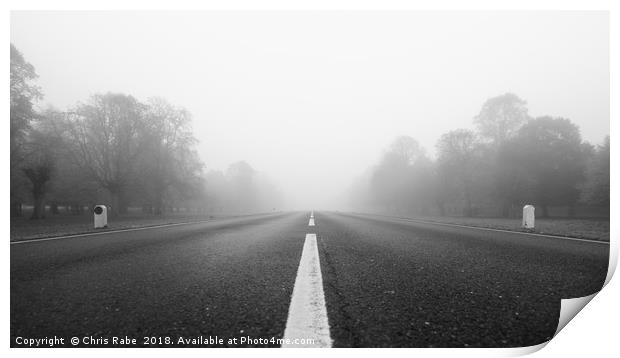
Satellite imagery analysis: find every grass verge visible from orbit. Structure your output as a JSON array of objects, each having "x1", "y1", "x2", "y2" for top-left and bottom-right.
[
  {"x1": 10, "y1": 213, "x2": 227, "y2": 242},
  {"x1": 394, "y1": 215, "x2": 610, "y2": 241}
]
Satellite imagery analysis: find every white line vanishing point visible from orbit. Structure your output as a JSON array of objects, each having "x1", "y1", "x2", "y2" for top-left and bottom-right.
[
  {"x1": 282, "y1": 234, "x2": 331, "y2": 348},
  {"x1": 308, "y1": 218, "x2": 315, "y2": 226}
]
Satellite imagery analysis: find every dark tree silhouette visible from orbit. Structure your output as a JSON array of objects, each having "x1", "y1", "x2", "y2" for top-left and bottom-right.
[
  {"x1": 10, "y1": 44, "x2": 43, "y2": 217},
  {"x1": 474, "y1": 93, "x2": 530, "y2": 146}
]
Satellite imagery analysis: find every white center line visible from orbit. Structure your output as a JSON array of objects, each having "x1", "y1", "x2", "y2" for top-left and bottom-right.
[
  {"x1": 282, "y1": 233, "x2": 332, "y2": 348},
  {"x1": 308, "y1": 218, "x2": 315, "y2": 226}
]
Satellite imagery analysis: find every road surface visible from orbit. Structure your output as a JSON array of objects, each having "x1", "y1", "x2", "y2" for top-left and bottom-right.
[{"x1": 11, "y1": 211, "x2": 609, "y2": 347}]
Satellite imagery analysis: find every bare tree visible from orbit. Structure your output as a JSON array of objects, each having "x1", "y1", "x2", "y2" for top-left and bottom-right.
[
  {"x1": 436, "y1": 129, "x2": 482, "y2": 217},
  {"x1": 140, "y1": 98, "x2": 202, "y2": 215},
  {"x1": 510, "y1": 117, "x2": 587, "y2": 217},
  {"x1": 20, "y1": 112, "x2": 64, "y2": 219},
  {"x1": 10, "y1": 44, "x2": 43, "y2": 217},
  {"x1": 226, "y1": 161, "x2": 257, "y2": 212},
  {"x1": 474, "y1": 93, "x2": 530, "y2": 216},
  {"x1": 370, "y1": 136, "x2": 430, "y2": 213},
  {"x1": 63, "y1": 93, "x2": 148, "y2": 216},
  {"x1": 388, "y1": 136, "x2": 426, "y2": 165},
  {"x1": 474, "y1": 93, "x2": 529, "y2": 146},
  {"x1": 10, "y1": 44, "x2": 42, "y2": 169},
  {"x1": 350, "y1": 94, "x2": 608, "y2": 220},
  {"x1": 581, "y1": 136, "x2": 610, "y2": 209}
]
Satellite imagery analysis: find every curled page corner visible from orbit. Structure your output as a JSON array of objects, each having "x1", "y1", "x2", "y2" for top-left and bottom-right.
[
  {"x1": 504, "y1": 341, "x2": 550, "y2": 357},
  {"x1": 605, "y1": 256, "x2": 617, "y2": 287},
  {"x1": 503, "y1": 293, "x2": 600, "y2": 357},
  {"x1": 554, "y1": 292, "x2": 598, "y2": 337}
]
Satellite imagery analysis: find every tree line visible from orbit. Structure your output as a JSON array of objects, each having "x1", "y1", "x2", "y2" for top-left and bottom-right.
[
  {"x1": 10, "y1": 44, "x2": 281, "y2": 219},
  {"x1": 349, "y1": 93, "x2": 610, "y2": 218}
]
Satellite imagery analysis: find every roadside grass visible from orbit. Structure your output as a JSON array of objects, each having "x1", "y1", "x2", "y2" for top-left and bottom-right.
[
  {"x1": 9, "y1": 213, "x2": 224, "y2": 242},
  {"x1": 401, "y1": 215, "x2": 610, "y2": 242},
  {"x1": 11, "y1": 211, "x2": 610, "y2": 243}
]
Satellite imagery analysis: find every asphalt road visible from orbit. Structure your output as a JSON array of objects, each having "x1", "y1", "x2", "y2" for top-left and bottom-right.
[{"x1": 11, "y1": 211, "x2": 609, "y2": 348}]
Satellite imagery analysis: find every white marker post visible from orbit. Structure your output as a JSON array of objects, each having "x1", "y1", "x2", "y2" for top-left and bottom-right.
[
  {"x1": 94, "y1": 205, "x2": 108, "y2": 229},
  {"x1": 522, "y1": 205, "x2": 535, "y2": 230}
]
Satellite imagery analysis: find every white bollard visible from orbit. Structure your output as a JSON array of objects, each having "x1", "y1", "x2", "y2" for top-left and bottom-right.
[
  {"x1": 522, "y1": 205, "x2": 535, "y2": 229},
  {"x1": 94, "y1": 205, "x2": 108, "y2": 229}
]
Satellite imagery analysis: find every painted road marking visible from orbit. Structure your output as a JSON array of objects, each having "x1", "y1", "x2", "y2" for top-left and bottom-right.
[
  {"x1": 310, "y1": 211, "x2": 314, "y2": 218},
  {"x1": 10, "y1": 214, "x2": 280, "y2": 245},
  {"x1": 309, "y1": 218, "x2": 315, "y2": 226},
  {"x1": 10, "y1": 220, "x2": 219, "y2": 245},
  {"x1": 282, "y1": 233, "x2": 331, "y2": 348},
  {"x1": 355, "y1": 213, "x2": 609, "y2": 245}
]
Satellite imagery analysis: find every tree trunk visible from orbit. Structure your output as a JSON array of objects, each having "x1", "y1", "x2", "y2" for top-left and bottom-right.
[
  {"x1": 29, "y1": 179, "x2": 46, "y2": 219},
  {"x1": 154, "y1": 192, "x2": 164, "y2": 215},
  {"x1": 51, "y1": 201, "x2": 59, "y2": 215},
  {"x1": 73, "y1": 203, "x2": 84, "y2": 215},
  {"x1": 31, "y1": 194, "x2": 45, "y2": 219},
  {"x1": 24, "y1": 165, "x2": 52, "y2": 220},
  {"x1": 11, "y1": 201, "x2": 22, "y2": 217}
]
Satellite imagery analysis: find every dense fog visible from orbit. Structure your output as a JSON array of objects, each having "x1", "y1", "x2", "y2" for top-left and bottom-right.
[{"x1": 10, "y1": 11, "x2": 609, "y2": 218}]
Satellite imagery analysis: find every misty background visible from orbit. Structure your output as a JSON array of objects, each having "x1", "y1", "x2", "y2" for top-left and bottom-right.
[{"x1": 10, "y1": 11, "x2": 609, "y2": 216}]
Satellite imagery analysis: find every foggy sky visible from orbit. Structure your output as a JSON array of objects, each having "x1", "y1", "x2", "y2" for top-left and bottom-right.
[{"x1": 10, "y1": 11, "x2": 609, "y2": 209}]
